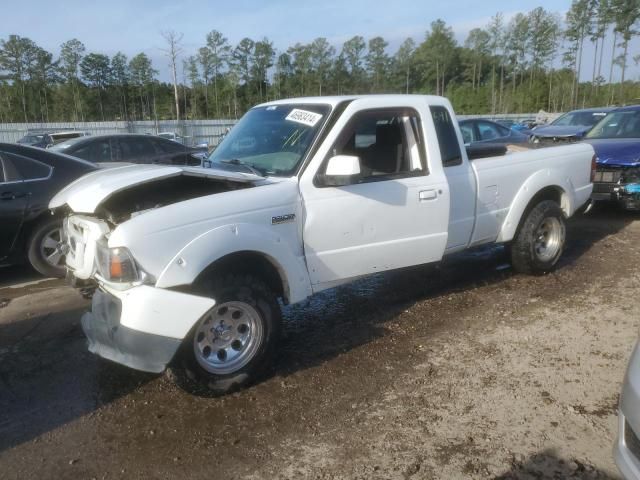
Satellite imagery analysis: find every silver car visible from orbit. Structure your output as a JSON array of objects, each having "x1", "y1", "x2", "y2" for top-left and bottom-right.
[{"x1": 615, "y1": 339, "x2": 640, "y2": 478}]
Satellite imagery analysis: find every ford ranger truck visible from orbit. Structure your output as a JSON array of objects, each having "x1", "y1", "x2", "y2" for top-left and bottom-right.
[{"x1": 50, "y1": 95, "x2": 595, "y2": 395}]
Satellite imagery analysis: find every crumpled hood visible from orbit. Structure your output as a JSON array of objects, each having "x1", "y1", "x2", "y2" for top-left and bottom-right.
[
  {"x1": 583, "y1": 139, "x2": 640, "y2": 167},
  {"x1": 49, "y1": 164, "x2": 262, "y2": 213},
  {"x1": 532, "y1": 125, "x2": 590, "y2": 138}
]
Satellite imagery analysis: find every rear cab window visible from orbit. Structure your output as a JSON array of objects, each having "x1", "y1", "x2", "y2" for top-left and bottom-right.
[{"x1": 430, "y1": 106, "x2": 463, "y2": 167}]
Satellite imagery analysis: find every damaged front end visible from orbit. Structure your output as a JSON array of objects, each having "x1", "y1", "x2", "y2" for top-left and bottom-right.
[
  {"x1": 48, "y1": 164, "x2": 262, "y2": 372},
  {"x1": 592, "y1": 166, "x2": 640, "y2": 210}
]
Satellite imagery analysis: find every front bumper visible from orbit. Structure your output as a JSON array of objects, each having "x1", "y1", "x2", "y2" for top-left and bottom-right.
[
  {"x1": 615, "y1": 341, "x2": 640, "y2": 479},
  {"x1": 81, "y1": 284, "x2": 216, "y2": 373},
  {"x1": 591, "y1": 183, "x2": 640, "y2": 210}
]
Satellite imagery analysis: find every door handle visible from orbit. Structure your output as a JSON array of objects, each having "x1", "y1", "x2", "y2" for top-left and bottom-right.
[
  {"x1": 419, "y1": 189, "x2": 438, "y2": 201},
  {"x1": 1, "y1": 191, "x2": 27, "y2": 200}
]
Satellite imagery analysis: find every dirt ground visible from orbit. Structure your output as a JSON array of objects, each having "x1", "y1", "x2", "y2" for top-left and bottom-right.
[{"x1": 1, "y1": 203, "x2": 638, "y2": 480}]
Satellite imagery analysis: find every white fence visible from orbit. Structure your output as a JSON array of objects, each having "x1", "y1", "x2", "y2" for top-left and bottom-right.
[
  {"x1": 0, "y1": 119, "x2": 238, "y2": 146},
  {"x1": 0, "y1": 113, "x2": 562, "y2": 146}
]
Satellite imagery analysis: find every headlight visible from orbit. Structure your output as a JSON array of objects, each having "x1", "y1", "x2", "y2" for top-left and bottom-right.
[{"x1": 95, "y1": 243, "x2": 139, "y2": 283}]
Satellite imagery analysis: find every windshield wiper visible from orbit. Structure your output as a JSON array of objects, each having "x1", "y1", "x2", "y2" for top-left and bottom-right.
[{"x1": 219, "y1": 158, "x2": 265, "y2": 177}]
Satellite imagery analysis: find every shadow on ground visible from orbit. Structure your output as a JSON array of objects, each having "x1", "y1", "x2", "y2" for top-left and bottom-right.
[
  {"x1": 0, "y1": 202, "x2": 635, "y2": 454},
  {"x1": 494, "y1": 448, "x2": 620, "y2": 479}
]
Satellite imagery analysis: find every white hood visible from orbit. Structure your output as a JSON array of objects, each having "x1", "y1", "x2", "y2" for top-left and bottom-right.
[{"x1": 49, "y1": 164, "x2": 262, "y2": 213}]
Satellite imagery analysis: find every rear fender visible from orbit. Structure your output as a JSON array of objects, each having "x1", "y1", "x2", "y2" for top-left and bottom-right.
[{"x1": 497, "y1": 169, "x2": 574, "y2": 243}]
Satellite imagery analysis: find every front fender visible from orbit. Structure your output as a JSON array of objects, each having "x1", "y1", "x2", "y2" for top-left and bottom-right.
[
  {"x1": 496, "y1": 169, "x2": 574, "y2": 243},
  {"x1": 155, "y1": 222, "x2": 312, "y2": 304}
]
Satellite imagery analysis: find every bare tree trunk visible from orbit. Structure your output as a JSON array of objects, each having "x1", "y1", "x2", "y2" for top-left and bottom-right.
[
  {"x1": 619, "y1": 39, "x2": 629, "y2": 104},
  {"x1": 608, "y1": 30, "x2": 618, "y2": 105},
  {"x1": 596, "y1": 30, "x2": 606, "y2": 94},
  {"x1": 161, "y1": 30, "x2": 184, "y2": 121},
  {"x1": 204, "y1": 76, "x2": 209, "y2": 117}
]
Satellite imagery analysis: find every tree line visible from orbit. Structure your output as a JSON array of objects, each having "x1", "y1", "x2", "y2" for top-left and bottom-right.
[{"x1": 1, "y1": 0, "x2": 639, "y2": 124}]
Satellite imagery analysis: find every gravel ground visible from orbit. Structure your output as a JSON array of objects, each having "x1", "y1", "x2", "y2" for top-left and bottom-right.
[{"x1": 0, "y1": 204, "x2": 638, "y2": 479}]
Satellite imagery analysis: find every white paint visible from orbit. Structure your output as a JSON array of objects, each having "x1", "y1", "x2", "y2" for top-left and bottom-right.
[{"x1": 54, "y1": 94, "x2": 594, "y2": 346}]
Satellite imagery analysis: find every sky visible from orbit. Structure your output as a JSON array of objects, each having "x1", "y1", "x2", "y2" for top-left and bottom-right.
[{"x1": 4, "y1": 0, "x2": 639, "y2": 82}]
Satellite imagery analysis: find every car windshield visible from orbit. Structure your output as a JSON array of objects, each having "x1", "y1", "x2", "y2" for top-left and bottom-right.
[
  {"x1": 49, "y1": 137, "x2": 87, "y2": 151},
  {"x1": 552, "y1": 111, "x2": 607, "y2": 127},
  {"x1": 586, "y1": 110, "x2": 640, "y2": 139},
  {"x1": 17, "y1": 135, "x2": 44, "y2": 144},
  {"x1": 207, "y1": 103, "x2": 331, "y2": 176}
]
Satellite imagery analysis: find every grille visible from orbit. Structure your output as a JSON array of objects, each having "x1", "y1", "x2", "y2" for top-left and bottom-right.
[
  {"x1": 625, "y1": 420, "x2": 640, "y2": 459},
  {"x1": 592, "y1": 182, "x2": 617, "y2": 194}
]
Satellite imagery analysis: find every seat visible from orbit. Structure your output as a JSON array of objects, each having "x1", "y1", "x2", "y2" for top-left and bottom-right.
[{"x1": 362, "y1": 124, "x2": 404, "y2": 174}]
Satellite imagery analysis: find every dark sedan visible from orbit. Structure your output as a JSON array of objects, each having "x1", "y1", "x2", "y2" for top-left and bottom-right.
[
  {"x1": 50, "y1": 134, "x2": 203, "y2": 166},
  {"x1": 458, "y1": 118, "x2": 529, "y2": 146},
  {"x1": 0, "y1": 143, "x2": 97, "y2": 277}
]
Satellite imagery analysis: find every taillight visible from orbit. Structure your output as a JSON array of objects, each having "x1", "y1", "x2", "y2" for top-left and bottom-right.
[{"x1": 590, "y1": 154, "x2": 597, "y2": 183}]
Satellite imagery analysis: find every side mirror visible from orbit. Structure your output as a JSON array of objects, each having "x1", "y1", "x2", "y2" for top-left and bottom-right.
[{"x1": 321, "y1": 155, "x2": 361, "y2": 186}]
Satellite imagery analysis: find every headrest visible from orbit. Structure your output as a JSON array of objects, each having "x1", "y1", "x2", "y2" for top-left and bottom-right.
[{"x1": 376, "y1": 124, "x2": 402, "y2": 146}]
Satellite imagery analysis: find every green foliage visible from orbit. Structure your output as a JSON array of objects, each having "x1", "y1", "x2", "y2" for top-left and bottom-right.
[{"x1": 1, "y1": 3, "x2": 640, "y2": 123}]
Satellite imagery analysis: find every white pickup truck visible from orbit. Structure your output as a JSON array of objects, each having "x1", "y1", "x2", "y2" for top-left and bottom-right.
[{"x1": 51, "y1": 95, "x2": 594, "y2": 394}]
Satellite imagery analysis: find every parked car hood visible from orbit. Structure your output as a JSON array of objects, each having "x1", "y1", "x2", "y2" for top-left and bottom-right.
[
  {"x1": 49, "y1": 164, "x2": 262, "y2": 213},
  {"x1": 583, "y1": 139, "x2": 640, "y2": 167},
  {"x1": 532, "y1": 125, "x2": 589, "y2": 138}
]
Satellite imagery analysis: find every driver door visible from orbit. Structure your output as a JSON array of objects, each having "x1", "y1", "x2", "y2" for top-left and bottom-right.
[
  {"x1": 0, "y1": 155, "x2": 28, "y2": 260},
  {"x1": 299, "y1": 103, "x2": 450, "y2": 288}
]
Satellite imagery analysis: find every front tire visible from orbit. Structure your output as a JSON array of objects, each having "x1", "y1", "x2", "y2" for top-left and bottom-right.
[
  {"x1": 510, "y1": 200, "x2": 566, "y2": 275},
  {"x1": 27, "y1": 218, "x2": 66, "y2": 278},
  {"x1": 169, "y1": 274, "x2": 281, "y2": 396}
]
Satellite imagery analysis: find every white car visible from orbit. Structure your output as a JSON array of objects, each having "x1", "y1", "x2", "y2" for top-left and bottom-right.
[
  {"x1": 615, "y1": 339, "x2": 640, "y2": 478},
  {"x1": 51, "y1": 95, "x2": 595, "y2": 395}
]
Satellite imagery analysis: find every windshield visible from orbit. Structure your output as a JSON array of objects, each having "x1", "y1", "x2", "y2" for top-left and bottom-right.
[
  {"x1": 208, "y1": 103, "x2": 331, "y2": 176},
  {"x1": 17, "y1": 135, "x2": 44, "y2": 144},
  {"x1": 49, "y1": 137, "x2": 87, "y2": 151},
  {"x1": 586, "y1": 110, "x2": 640, "y2": 139},
  {"x1": 552, "y1": 111, "x2": 607, "y2": 127}
]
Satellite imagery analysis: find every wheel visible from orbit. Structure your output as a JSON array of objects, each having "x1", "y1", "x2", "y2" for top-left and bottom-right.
[
  {"x1": 169, "y1": 274, "x2": 281, "y2": 396},
  {"x1": 510, "y1": 200, "x2": 566, "y2": 275},
  {"x1": 27, "y1": 218, "x2": 66, "y2": 278}
]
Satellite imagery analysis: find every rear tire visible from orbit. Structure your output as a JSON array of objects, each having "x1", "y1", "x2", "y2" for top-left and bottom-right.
[
  {"x1": 169, "y1": 274, "x2": 281, "y2": 396},
  {"x1": 27, "y1": 218, "x2": 66, "y2": 278},
  {"x1": 510, "y1": 200, "x2": 566, "y2": 275}
]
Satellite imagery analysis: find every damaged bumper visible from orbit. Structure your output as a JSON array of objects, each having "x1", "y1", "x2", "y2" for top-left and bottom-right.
[
  {"x1": 591, "y1": 167, "x2": 640, "y2": 210},
  {"x1": 592, "y1": 183, "x2": 640, "y2": 210},
  {"x1": 82, "y1": 284, "x2": 216, "y2": 373}
]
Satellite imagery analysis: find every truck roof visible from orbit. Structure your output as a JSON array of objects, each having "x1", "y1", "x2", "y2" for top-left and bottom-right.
[{"x1": 258, "y1": 94, "x2": 450, "y2": 109}]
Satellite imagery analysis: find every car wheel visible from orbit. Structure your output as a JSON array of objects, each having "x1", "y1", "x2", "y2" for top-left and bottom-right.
[
  {"x1": 169, "y1": 273, "x2": 281, "y2": 396},
  {"x1": 27, "y1": 217, "x2": 66, "y2": 278},
  {"x1": 510, "y1": 200, "x2": 566, "y2": 275}
]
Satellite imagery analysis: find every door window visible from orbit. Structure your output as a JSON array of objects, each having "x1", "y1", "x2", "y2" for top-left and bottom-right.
[
  {"x1": 459, "y1": 123, "x2": 475, "y2": 144},
  {"x1": 119, "y1": 138, "x2": 158, "y2": 160},
  {"x1": 477, "y1": 121, "x2": 503, "y2": 141},
  {"x1": 324, "y1": 108, "x2": 426, "y2": 182},
  {"x1": 2, "y1": 153, "x2": 51, "y2": 181},
  {"x1": 73, "y1": 139, "x2": 113, "y2": 162}
]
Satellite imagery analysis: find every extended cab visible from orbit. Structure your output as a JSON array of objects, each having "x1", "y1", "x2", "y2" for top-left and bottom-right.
[{"x1": 50, "y1": 95, "x2": 594, "y2": 394}]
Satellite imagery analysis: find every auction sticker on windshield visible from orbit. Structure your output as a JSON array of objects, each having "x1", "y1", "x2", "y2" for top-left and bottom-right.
[{"x1": 285, "y1": 109, "x2": 323, "y2": 127}]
